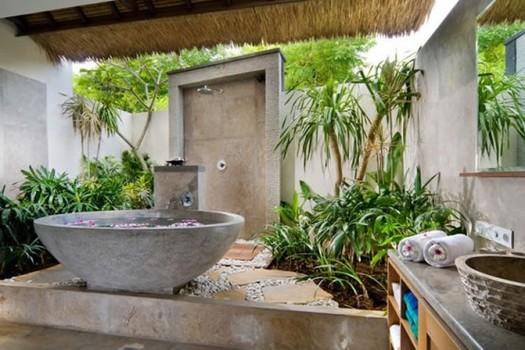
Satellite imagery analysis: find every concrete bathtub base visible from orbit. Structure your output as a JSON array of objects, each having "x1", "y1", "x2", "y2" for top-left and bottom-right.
[{"x1": 0, "y1": 268, "x2": 387, "y2": 349}]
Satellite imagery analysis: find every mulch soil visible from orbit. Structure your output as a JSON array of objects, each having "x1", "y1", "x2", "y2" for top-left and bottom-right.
[{"x1": 269, "y1": 256, "x2": 387, "y2": 310}]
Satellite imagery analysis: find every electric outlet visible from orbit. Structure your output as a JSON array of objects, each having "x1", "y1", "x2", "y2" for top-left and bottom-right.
[{"x1": 475, "y1": 221, "x2": 514, "y2": 249}]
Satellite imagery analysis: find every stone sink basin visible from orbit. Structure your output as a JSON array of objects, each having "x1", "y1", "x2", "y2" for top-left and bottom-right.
[
  {"x1": 34, "y1": 209, "x2": 243, "y2": 294},
  {"x1": 456, "y1": 254, "x2": 525, "y2": 335}
]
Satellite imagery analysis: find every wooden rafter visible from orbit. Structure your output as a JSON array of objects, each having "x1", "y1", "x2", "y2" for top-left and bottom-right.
[
  {"x1": 45, "y1": 11, "x2": 57, "y2": 27},
  {"x1": 7, "y1": 0, "x2": 307, "y2": 36},
  {"x1": 75, "y1": 7, "x2": 88, "y2": 24},
  {"x1": 144, "y1": 0, "x2": 156, "y2": 15},
  {"x1": 110, "y1": 2, "x2": 122, "y2": 19}
]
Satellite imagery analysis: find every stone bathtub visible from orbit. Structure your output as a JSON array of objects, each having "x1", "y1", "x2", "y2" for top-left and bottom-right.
[{"x1": 34, "y1": 209, "x2": 243, "y2": 294}]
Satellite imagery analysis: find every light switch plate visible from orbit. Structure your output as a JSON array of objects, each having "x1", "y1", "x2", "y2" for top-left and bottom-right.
[{"x1": 475, "y1": 221, "x2": 514, "y2": 249}]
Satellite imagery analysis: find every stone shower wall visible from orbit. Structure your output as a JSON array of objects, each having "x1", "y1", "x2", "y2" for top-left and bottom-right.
[
  {"x1": 183, "y1": 77, "x2": 266, "y2": 237},
  {"x1": 169, "y1": 50, "x2": 284, "y2": 239}
]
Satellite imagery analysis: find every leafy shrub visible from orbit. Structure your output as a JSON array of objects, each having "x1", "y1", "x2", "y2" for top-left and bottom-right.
[
  {"x1": 0, "y1": 188, "x2": 45, "y2": 276},
  {"x1": 262, "y1": 170, "x2": 464, "y2": 302},
  {"x1": 306, "y1": 170, "x2": 463, "y2": 266}
]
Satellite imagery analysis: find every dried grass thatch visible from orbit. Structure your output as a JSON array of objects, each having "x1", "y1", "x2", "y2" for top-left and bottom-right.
[
  {"x1": 30, "y1": 0, "x2": 435, "y2": 62},
  {"x1": 479, "y1": 0, "x2": 525, "y2": 25}
]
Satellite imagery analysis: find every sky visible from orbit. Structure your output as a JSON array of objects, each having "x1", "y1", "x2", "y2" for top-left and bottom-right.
[
  {"x1": 365, "y1": 0, "x2": 459, "y2": 63},
  {"x1": 73, "y1": 0, "x2": 459, "y2": 72}
]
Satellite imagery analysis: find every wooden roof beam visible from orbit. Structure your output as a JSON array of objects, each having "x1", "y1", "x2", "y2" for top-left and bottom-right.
[
  {"x1": 144, "y1": 0, "x2": 156, "y2": 15},
  {"x1": 7, "y1": 16, "x2": 27, "y2": 34},
  {"x1": 75, "y1": 6, "x2": 88, "y2": 23},
  {"x1": 45, "y1": 11, "x2": 57, "y2": 27},
  {"x1": 110, "y1": 2, "x2": 122, "y2": 19}
]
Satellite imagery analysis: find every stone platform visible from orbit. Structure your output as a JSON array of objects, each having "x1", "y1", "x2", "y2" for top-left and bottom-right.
[
  {"x1": 0, "y1": 266, "x2": 387, "y2": 349},
  {"x1": 0, "y1": 321, "x2": 225, "y2": 350}
]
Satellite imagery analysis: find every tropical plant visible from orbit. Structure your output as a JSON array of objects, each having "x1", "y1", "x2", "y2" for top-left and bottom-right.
[
  {"x1": 476, "y1": 22, "x2": 525, "y2": 166},
  {"x1": 278, "y1": 80, "x2": 367, "y2": 194},
  {"x1": 262, "y1": 171, "x2": 463, "y2": 303},
  {"x1": 0, "y1": 187, "x2": 45, "y2": 276},
  {"x1": 477, "y1": 22, "x2": 525, "y2": 77},
  {"x1": 354, "y1": 58, "x2": 421, "y2": 181},
  {"x1": 478, "y1": 73, "x2": 525, "y2": 166},
  {"x1": 305, "y1": 170, "x2": 463, "y2": 266},
  {"x1": 74, "y1": 54, "x2": 172, "y2": 170},
  {"x1": 74, "y1": 38, "x2": 374, "y2": 112},
  {"x1": 62, "y1": 94, "x2": 121, "y2": 161},
  {"x1": 276, "y1": 37, "x2": 373, "y2": 89}
]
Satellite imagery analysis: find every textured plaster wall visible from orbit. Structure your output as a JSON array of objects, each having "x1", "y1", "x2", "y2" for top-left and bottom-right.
[
  {"x1": 0, "y1": 20, "x2": 133, "y2": 191},
  {"x1": 409, "y1": 0, "x2": 525, "y2": 252},
  {"x1": 0, "y1": 68, "x2": 47, "y2": 196},
  {"x1": 183, "y1": 77, "x2": 266, "y2": 237},
  {"x1": 0, "y1": 20, "x2": 68, "y2": 193}
]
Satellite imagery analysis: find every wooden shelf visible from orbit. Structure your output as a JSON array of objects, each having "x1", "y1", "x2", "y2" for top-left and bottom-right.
[
  {"x1": 388, "y1": 253, "x2": 464, "y2": 350},
  {"x1": 388, "y1": 295, "x2": 400, "y2": 318},
  {"x1": 401, "y1": 318, "x2": 418, "y2": 349},
  {"x1": 460, "y1": 171, "x2": 525, "y2": 178}
]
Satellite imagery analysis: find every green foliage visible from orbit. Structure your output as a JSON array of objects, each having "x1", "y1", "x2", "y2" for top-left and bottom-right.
[
  {"x1": 0, "y1": 188, "x2": 45, "y2": 276},
  {"x1": 74, "y1": 38, "x2": 374, "y2": 112},
  {"x1": 0, "y1": 153, "x2": 154, "y2": 277},
  {"x1": 263, "y1": 173, "x2": 463, "y2": 298},
  {"x1": 278, "y1": 80, "x2": 367, "y2": 194},
  {"x1": 476, "y1": 22, "x2": 525, "y2": 165},
  {"x1": 355, "y1": 58, "x2": 420, "y2": 181},
  {"x1": 75, "y1": 53, "x2": 178, "y2": 112},
  {"x1": 280, "y1": 80, "x2": 367, "y2": 168},
  {"x1": 306, "y1": 170, "x2": 462, "y2": 266},
  {"x1": 478, "y1": 73, "x2": 525, "y2": 165},
  {"x1": 477, "y1": 22, "x2": 525, "y2": 76},
  {"x1": 278, "y1": 37, "x2": 373, "y2": 89}
]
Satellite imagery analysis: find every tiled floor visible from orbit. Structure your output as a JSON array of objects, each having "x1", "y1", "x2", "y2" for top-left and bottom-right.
[{"x1": 0, "y1": 321, "x2": 229, "y2": 350}]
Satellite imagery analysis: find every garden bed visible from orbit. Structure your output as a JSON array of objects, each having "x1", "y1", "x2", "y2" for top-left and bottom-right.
[{"x1": 270, "y1": 256, "x2": 387, "y2": 310}]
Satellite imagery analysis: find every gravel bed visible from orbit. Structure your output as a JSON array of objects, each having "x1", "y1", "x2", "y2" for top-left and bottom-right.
[{"x1": 179, "y1": 264, "x2": 339, "y2": 308}]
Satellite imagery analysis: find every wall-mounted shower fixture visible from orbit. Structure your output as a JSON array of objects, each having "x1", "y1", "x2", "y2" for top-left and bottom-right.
[{"x1": 197, "y1": 85, "x2": 223, "y2": 95}]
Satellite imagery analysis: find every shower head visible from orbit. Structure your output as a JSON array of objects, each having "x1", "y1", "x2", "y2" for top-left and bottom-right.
[{"x1": 197, "y1": 85, "x2": 223, "y2": 95}]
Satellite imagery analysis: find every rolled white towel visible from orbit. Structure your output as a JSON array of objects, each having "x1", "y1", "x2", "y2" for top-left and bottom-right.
[
  {"x1": 423, "y1": 234, "x2": 474, "y2": 268},
  {"x1": 398, "y1": 230, "x2": 447, "y2": 261},
  {"x1": 389, "y1": 324, "x2": 401, "y2": 350},
  {"x1": 392, "y1": 282, "x2": 401, "y2": 309}
]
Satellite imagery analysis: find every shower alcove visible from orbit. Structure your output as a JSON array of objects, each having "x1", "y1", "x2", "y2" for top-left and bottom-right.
[{"x1": 168, "y1": 50, "x2": 286, "y2": 238}]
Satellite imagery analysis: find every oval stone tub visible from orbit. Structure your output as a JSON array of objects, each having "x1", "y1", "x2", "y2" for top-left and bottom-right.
[{"x1": 34, "y1": 209, "x2": 244, "y2": 294}]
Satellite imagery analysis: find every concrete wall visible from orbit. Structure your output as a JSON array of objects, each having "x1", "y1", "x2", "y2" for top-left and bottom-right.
[
  {"x1": 0, "y1": 20, "x2": 73, "y2": 192},
  {"x1": 0, "y1": 275, "x2": 388, "y2": 350},
  {"x1": 131, "y1": 110, "x2": 169, "y2": 164},
  {"x1": 0, "y1": 20, "x2": 135, "y2": 192},
  {"x1": 409, "y1": 0, "x2": 525, "y2": 252}
]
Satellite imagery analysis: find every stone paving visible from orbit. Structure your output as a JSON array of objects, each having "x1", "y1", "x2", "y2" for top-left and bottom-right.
[{"x1": 179, "y1": 240, "x2": 338, "y2": 308}]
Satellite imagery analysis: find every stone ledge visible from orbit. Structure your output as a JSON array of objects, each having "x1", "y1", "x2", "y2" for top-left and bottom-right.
[{"x1": 0, "y1": 270, "x2": 387, "y2": 350}]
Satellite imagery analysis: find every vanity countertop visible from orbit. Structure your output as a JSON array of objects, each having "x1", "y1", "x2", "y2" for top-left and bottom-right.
[{"x1": 388, "y1": 251, "x2": 525, "y2": 350}]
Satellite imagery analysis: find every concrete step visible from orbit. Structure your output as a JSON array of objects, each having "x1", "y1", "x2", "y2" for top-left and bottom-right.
[{"x1": 0, "y1": 321, "x2": 228, "y2": 350}]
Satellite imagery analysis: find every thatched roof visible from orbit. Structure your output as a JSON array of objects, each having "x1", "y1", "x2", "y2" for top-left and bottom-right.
[
  {"x1": 9, "y1": 0, "x2": 435, "y2": 62},
  {"x1": 479, "y1": 0, "x2": 525, "y2": 25}
]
